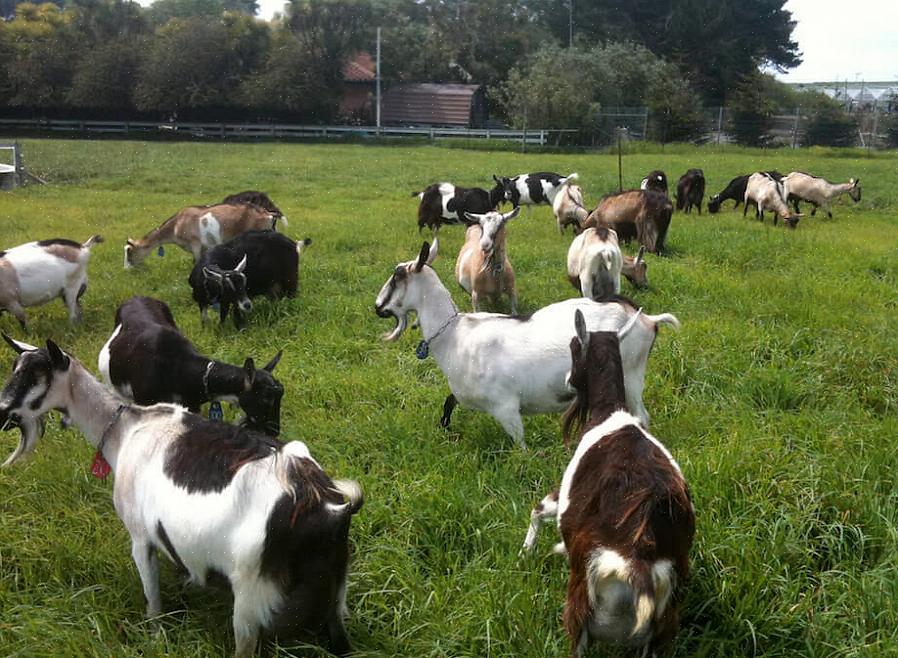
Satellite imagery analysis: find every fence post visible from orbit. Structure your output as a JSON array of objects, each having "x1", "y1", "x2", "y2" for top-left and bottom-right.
[
  {"x1": 791, "y1": 107, "x2": 800, "y2": 149},
  {"x1": 643, "y1": 108, "x2": 648, "y2": 141},
  {"x1": 871, "y1": 104, "x2": 879, "y2": 149},
  {"x1": 716, "y1": 106, "x2": 723, "y2": 144}
]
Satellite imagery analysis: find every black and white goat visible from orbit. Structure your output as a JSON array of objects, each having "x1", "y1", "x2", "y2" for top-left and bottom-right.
[
  {"x1": 522, "y1": 310, "x2": 694, "y2": 658},
  {"x1": 0, "y1": 235, "x2": 103, "y2": 329},
  {"x1": 782, "y1": 172, "x2": 861, "y2": 218},
  {"x1": 374, "y1": 242, "x2": 679, "y2": 448},
  {"x1": 496, "y1": 171, "x2": 578, "y2": 208},
  {"x1": 640, "y1": 170, "x2": 668, "y2": 196},
  {"x1": 708, "y1": 172, "x2": 783, "y2": 214},
  {"x1": 0, "y1": 336, "x2": 363, "y2": 658},
  {"x1": 188, "y1": 230, "x2": 311, "y2": 328},
  {"x1": 99, "y1": 296, "x2": 284, "y2": 436},
  {"x1": 413, "y1": 181, "x2": 504, "y2": 231}
]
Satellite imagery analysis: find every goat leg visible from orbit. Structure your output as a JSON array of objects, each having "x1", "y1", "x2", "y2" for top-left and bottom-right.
[{"x1": 439, "y1": 394, "x2": 457, "y2": 429}]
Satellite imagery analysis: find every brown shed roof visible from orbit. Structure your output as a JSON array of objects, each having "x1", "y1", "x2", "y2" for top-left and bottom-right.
[
  {"x1": 381, "y1": 83, "x2": 483, "y2": 127},
  {"x1": 343, "y1": 53, "x2": 375, "y2": 82}
]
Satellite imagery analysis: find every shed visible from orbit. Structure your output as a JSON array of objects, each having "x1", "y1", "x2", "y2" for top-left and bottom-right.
[
  {"x1": 381, "y1": 84, "x2": 488, "y2": 129},
  {"x1": 339, "y1": 53, "x2": 376, "y2": 121}
]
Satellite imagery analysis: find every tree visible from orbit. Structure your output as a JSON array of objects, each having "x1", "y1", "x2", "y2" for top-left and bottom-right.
[
  {"x1": 67, "y1": 38, "x2": 143, "y2": 109},
  {"x1": 147, "y1": 0, "x2": 259, "y2": 23}
]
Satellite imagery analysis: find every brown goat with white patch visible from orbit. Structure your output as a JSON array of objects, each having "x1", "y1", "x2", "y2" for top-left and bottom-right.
[{"x1": 455, "y1": 207, "x2": 520, "y2": 313}]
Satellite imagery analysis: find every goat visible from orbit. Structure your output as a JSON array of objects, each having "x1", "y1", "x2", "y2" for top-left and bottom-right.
[
  {"x1": 583, "y1": 190, "x2": 672, "y2": 255},
  {"x1": 621, "y1": 246, "x2": 648, "y2": 290},
  {"x1": 496, "y1": 172, "x2": 578, "y2": 208},
  {"x1": 566, "y1": 226, "x2": 623, "y2": 301},
  {"x1": 0, "y1": 235, "x2": 103, "y2": 329},
  {"x1": 188, "y1": 231, "x2": 311, "y2": 328},
  {"x1": 640, "y1": 170, "x2": 668, "y2": 196},
  {"x1": 782, "y1": 172, "x2": 861, "y2": 218},
  {"x1": 553, "y1": 183, "x2": 590, "y2": 234},
  {"x1": 455, "y1": 207, "x2": 520, "y2": 313},
  {"x1": 522, "y1": 310, "x2": 694, "y2": 658},
  {"x1": 99, "y1": 296, "x2": 284, "y2": 436},
  {"x1": 743, "y1": 172, "x2": 800, "y2": 228},
  {"x1": 124, "y1": 203, "x2": 280, "y2": 268},
  {"x1": 221, "y1": 191, "x2": 286, "y2": 222},
  {"x1": 708, "y1": 172, "x2": 783, "y2": 214},
  {"x1": 413, "y1": 181, "x2": 504, "y2": 231},
  {"x1": 374, "y1": 241, "x2": 679, "y2": 448},
  {"x1": 0, "y1": 336, "x2": 363, "y2": 658},
  {"x1": 675, "y1": 169, "x2": 705, "y2": 214}
]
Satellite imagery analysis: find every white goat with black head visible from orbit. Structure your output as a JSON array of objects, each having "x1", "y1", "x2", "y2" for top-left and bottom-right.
[
  {"x1": 0, "y1": 336, "x2": 363, "y2": 658},
  {"x1": 455, "y1": 207, "x2": 520, "y2": 313},
  {"x1": 374, "y1": 242, "x2": 680, "y2": 448}
]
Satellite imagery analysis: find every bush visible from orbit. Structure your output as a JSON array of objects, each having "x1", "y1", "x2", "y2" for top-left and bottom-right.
[{"x1": 803, "y1": 104, "x2": 857, "y2": 147}]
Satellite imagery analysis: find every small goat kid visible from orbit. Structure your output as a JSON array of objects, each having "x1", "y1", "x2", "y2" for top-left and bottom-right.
[
  {"x1": 554, "y1": 183, "x2": 590, "y2": 234},
  {"x1": 0, "y1": 235, "x2": 103, "y2": 329},
  {"x1": 455, "y1": 207, "x2": 520, "y2": 313},
  {"x1": 567, "y1": 227, "x2": 623, "y2": 301},
  {"x1": 522, "y1": 310, "x2": 694, "y2": 658},
  {"x1": 743, "y1": 172, "x2": 800, "y2": 228},
  {"x1": 783, "y1": 172, "x2": 860, "y2": 218},
  {"x1": 0, "y1": 336, "x2": 362, "y2": 658},
  {"x1": 375, "y1": 242, "x2": 679, "y2": 448}
]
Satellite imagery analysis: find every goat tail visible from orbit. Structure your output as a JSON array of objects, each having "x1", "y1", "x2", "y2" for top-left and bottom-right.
[
  {"x1": 332, "y1": 479, "x2": 365, "y2": 515},
  {"x1": 82, "y1": 234, "x2": 104, "y2": 250},
  {"x1": 561, "y1": 172, "x2": 579, "y2": 186},
  {"x1": 296, "y1": 237, "x2": 312, "y2": 256},
  {"x1": 411, "y1": 191, "x2": 424, "y2": 199},
  {"x1": 644, "y1": 312, "x2": 680, "y2": 332}
]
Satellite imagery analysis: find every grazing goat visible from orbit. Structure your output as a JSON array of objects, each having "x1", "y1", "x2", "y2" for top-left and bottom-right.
[
  {"x1": 221, "y1": 190, "x2": 286, "y2": 222},
  {"x1": 783, "y1": 172, "x2": 861, "y2": 218},
  {"x1": 675, "y1": 169, "x2": 705, "y2": 214},
  {"x1": 413, "y1": 181, "x2": 504, "y2": 231},
  {"x1": 708, "y1": 172, "x2": 783, "y2": 214},
  {"x1": 621, "y1": 246, "x2": 648, "y2": 290},
  {"x1": 0, "y1": 235, "x2": 103, "y2": 329},
  {"x1": 455, "y1": 207, "x2": 520, "y2": 312},
  {"x1": 374, "y1": 241, "x2": 679, "y2": 448},
  {"x1": 553, "y1": 184, "x2": 590, "y2": 234},
  {"x1": 640, "y1": 170, "x2": 668, "y2": 196},
  {"x1": 743, "y1": 172, "x2": 800, "y2": 228},
  {"x1": 496, "y1": 172, "x2": 578, "y2": 207},
  {"x1": 0, "y1": 336, "x2": 363, "y2": 658},
  {"x1": 522, "y1": 310, "x2": 694, "y2": 658},
  {"x1": 188, "y1": 231, "x2": 311, "y2": 328},
  {"x1": 125, "y1": 203, "x2": 280, "y2": 268},
  {"x1": 583, "y1": 190, "x2": 673, "y2": 255},
  {"x1": 99, "y1": 296, "x2": 284, "y2": 436},
  {"x1": 566, "y1": 227, "x2": 623, "y2": 301}
]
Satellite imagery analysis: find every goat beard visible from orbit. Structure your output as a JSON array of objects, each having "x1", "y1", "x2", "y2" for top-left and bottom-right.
[
  {"x1": 382, "y1": 312, "x2": 408, "y2": 342},
  {"x1": 1, "y1": 414, "x2": 45, "y2": 467}
]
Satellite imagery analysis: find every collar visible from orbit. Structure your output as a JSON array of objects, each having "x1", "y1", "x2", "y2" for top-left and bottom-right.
[
  {"x1": 426, "y1": 312, "x2": 458, "y2": 345},
  {"x1": 97, "y1": 404, "x2": 128, "y2": 458}
]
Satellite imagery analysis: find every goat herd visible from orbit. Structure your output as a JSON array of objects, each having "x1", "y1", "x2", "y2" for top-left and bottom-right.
[{"x1": 0, "y1": 164, "x2": 863, "y2": 658}]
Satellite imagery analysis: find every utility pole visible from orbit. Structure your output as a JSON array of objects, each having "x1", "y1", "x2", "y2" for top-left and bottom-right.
[
  {"x1": 568, "y1": 0, "x2": 573, "y2": 47},
  {"x1": 376, "y1": 27, "x2": 382, "y2": 129}
]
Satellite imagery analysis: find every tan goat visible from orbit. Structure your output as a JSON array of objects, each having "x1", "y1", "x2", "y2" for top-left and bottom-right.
[
  {"x1": 455, "y1": 207, "x2": 520, "y2": 313},
  {"x1": 553, "y1": 183, "x2": 590, "y2": 234}
]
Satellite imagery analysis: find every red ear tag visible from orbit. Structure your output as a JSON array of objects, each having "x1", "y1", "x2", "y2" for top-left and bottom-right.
[{"x1": 91, "y1": 451, "x2": 111, "y2": 479}]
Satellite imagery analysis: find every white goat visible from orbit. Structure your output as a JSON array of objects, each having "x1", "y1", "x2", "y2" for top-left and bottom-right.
[
  {"x1": 743, "y1": 172, "x2": 800, "y2": 228},
  {"x1": 0, "y1": 337, "x2": 362, "y2": 658},
  {"x1": 374, "y1": 241, "x2": 680, "y2": 448},
  {"x1": 553, "y1": 183, "x2": 590, "y2": 234},
  {"x1": 0, "y1": 235, "x2": 103, "y2": 329},
  {"x1": 455, "y1": 207, "x2": 519, "y2": 313},
  {"x1": 566, "y1": 226, "x2": 623, "y2": 300},
  {"x1": 783, "y1": 171, "x2": 860, "y2": 218}
]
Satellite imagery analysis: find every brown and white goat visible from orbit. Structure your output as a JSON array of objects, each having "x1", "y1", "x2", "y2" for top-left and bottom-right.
[
  {"x1": 455, "y1": 207, "x2": 520, "y2": 313},
  {"x1": 567, "y1": 227, "x2": 623, "y2": 301},
  {"x1": 554, "y1": 184, "x2": 590, "y2": 234},
  {"x1": 743, "y1": 172, "x2": 800, "y2": 228},
  {"x1": 0, "y1": 235, "x2": 103, "y2": 329},
  {"x1": 783, "y1": 172, "x2": 860, "y2": 218},
  {"x1": 583, "y1": 190, "x2": 673, "y2": 255},
  {"x1": 124, "y1": 203, "x2": 279, "y2": 268},
  {"x1": 522, "y1": 310, "x2": 694, "y2": 658}
]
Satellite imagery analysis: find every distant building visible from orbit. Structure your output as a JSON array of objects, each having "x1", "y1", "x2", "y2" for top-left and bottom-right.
[
  {"x1": 788, "y1": 81, "x2": 898, "y2": 111},
  {"x1": 381, "y1": 83, "x2": 488, "y2": 128},
  {"x1": 339, "y1": 53, "x2": 376, "y2": 122}
]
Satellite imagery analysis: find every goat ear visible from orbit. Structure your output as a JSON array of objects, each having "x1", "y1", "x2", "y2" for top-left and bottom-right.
[
  {"x1": 463, "y1": 211, "x2": 481, "y2": 224},
  {"x1": 234, "y1": 254, "x2": 248, "y2": 274},
  {"x1": 636, "y1": 245, "x2": 646, "y2": 263},
  {"x1": 46, "y1": 340, "x2": 70, "y2": 371},
  {"x1": 493, "y1": 175, "x2": 500, "y2": 183},
  {"x1": 263, "y1": 350, "x2": 282, "y2": 372},
  {"x1": 414, "y1": 242, "x2": 430, "y2": 272},
  {"x1": 853, "y1": 178, "x2": 859, "y2": 186},
  {"x1": 3, "y1": 334, "x2": 38, "y2": 354},
  {"x1": 503, "y1": 206, "x2": 522, "y2": 222},
  {"x1": 203, "y1": 267, "x2": 223, "y2": 282},
  {"x1": 426, "y1": 236, "x2": 439, "y2": 266},
  {"x1": 243, "y1": 358, "x2": 256, "y2": 390},
  {"x1": 126, "y1": 239, "x2": 136, "y2": 247},
  {"x1": 574, "y1": 310, "x2": 589, "y2": 359}
]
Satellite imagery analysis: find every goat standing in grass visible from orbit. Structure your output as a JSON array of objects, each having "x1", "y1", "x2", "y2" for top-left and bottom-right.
[
  {"x1": 554, "y1": 183, "x2": 590, "y2": 234},
  {"x1": 455, "y1": 207, "x2": 520, "y2": 313},
  {"x1": 744, "y1": 172, "x2": 801, "y2": 228},
  {"x1": 567, "y1": 226, "x2": 623, "y2": 301},
  {"x1": 375, "y1": 242, "x2": 679, "y2": 448},
  {"x1": 522, "y1": 310, "x2": 694, "y2": 658},
  {"x1": 0, "y1": 337, "x2": 362, "y2": 658},
  {"x1": 783, "y1": 172, "x2": 860, "y2": 218}
]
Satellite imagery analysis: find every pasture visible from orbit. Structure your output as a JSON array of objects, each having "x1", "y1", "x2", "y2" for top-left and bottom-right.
[{"x1": 0, "y1": 138, "x2": 896, "y2": 658}]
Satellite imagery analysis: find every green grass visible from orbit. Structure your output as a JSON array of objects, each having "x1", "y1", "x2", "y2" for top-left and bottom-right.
[{"x1": 0, "y1": 139, "x2": 896, "y2": 658}]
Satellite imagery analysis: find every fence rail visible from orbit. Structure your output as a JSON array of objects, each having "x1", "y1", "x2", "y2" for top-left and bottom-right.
[{"x1": 0, "y1": 118, "x2": 574, "y2": 145}]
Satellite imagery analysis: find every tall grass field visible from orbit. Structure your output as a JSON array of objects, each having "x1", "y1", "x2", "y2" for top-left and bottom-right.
[{"x1": 0, "y1": 138, "x2": 896, "y2": 658}]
